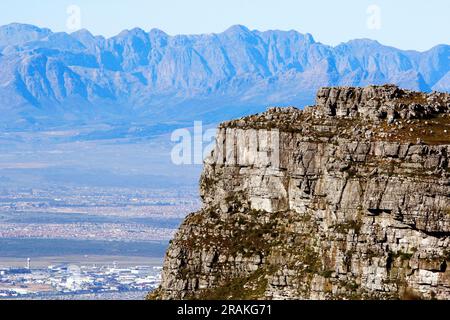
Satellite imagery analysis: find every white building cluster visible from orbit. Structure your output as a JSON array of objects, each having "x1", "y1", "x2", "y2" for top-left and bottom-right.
[{"x1": 0, "y1": 263, "x2": 161, "y2": 298}]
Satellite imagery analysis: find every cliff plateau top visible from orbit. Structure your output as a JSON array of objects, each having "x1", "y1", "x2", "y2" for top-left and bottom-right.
[{"x1": 222, "y1": 85, "x2": 450, "y2": 146}]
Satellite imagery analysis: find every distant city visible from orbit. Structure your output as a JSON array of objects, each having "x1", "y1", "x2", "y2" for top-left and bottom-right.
[
  {"x1": 0, "y1": 186, "x2": 200, "y2": 242},
  {"x1": 0, "y1": 258, "x2": 161, "y2": 299},
  {"x1": 0, "y1": 185, "x2": 200, "y2": 299}
]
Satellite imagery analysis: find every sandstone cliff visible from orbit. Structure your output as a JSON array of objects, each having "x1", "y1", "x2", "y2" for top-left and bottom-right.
[{"x1": 150, "y1": 85, "x2": 450, "y2": 300}]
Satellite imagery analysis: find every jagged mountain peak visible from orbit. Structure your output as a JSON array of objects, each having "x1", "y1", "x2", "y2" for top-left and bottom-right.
[
  {"x1": 148, "y1": 28, "x2": 169, "y2": 37},
  {"x1": 0, "y1": 22, "x2": 50, "y2": 34},
  {"x1": 0, "y1": 23, "x2": 52, "y2": 47},
  {"x1": 71, "y1": 28, "x2": 94, "y2": 38},
  {"x1": 224, "y1": 24, "x2": 252, "y2": 34},
  {"x1": 115, "y1": 27, "x2": 148, "y2": 38}
]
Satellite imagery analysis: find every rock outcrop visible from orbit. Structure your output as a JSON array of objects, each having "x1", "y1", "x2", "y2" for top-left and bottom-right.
[{"x1": 150, "y1": 85, "x2": 450, "y2": 300}]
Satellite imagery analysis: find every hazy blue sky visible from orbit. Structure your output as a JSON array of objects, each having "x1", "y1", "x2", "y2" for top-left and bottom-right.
[{"x1": 0, "y1": 0, "x2": 448, "y2": 51}]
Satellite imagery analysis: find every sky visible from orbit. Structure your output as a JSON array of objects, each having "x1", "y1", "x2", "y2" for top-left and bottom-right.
[{"x1": 0, "y1": 0, "x2": 448, "y2": 51}]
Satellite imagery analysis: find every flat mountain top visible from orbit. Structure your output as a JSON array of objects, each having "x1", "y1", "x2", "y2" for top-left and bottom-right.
[{"x1": 223, "y1": 85, "x2": 450, "y2": 145}]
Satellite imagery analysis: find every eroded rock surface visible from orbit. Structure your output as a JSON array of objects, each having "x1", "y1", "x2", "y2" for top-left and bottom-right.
[{"x1": 150, "y1": 85, "x2": 450, "y2": 300}]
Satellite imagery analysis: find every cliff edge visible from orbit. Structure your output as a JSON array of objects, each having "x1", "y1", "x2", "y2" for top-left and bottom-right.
[{"x1": 150, "y1": 85, "x2": 450, "y2": 300}]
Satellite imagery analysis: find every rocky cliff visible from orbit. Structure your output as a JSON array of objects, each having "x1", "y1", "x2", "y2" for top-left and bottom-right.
[{"x1": 150, "y1": 85, "x2": 450, "y2": 300}]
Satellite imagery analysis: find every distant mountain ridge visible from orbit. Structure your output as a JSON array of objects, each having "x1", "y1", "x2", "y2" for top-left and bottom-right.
[{"x1": 0, "y1": 23, "x2": 449, "y2": 128}]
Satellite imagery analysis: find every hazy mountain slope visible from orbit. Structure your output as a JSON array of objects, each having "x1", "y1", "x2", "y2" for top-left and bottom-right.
[{"x1": 0, "y1": 23, "x2": 448, "y2": 128}]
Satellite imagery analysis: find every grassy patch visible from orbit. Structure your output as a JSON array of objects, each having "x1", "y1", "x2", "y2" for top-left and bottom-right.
[
  {"x1": 195, "y1": 268, "x2": 271, "y2": 300},
  {"x1": 332, "y1": 220, "x2": 363, "y2": 235}
]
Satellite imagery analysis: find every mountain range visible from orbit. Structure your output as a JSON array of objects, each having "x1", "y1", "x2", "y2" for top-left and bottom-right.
[{"x1": 0, "y1": 23, "x2": 449, "y2": 129}]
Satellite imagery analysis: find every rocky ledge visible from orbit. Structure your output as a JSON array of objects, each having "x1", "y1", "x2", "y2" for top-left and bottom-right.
[{"x1": 150, "y1": 85, "x2": 450, "y2": 300}]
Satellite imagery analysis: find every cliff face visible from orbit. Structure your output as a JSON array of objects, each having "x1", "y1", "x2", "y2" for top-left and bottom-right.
[{"x1": 151, "y1": 85, "x2": 450, "y2": 300}]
